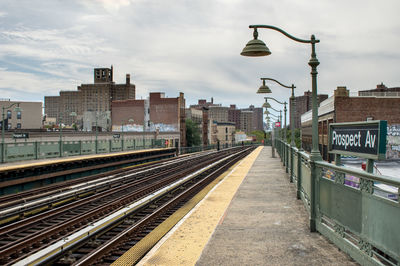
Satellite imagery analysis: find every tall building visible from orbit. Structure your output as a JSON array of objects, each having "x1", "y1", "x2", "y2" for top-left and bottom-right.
[
  {"x1": 242, "y1": 105, "x2": 263, "y2": 131},
  {"x1": 228, "y1": 105, "x2": 241, "y2": 129},
  {"x1": 208, "y1": 106, "x2": 229, "y2": 123},
  {"x1": 44, "y1": 66, "x2": 135, "y2": 128},
  {"x1": 291, "y1": 90, "x2": 328, "y2": 129},
  {"x1": 0, "y1": 100, "x2": 42, "y2": 130},
  {"x1": 240, "y1": 111, "x2": 253, "y2": 134},
  {"x1": 44, "y1": 96, "x2": 59, "y2": 122}
]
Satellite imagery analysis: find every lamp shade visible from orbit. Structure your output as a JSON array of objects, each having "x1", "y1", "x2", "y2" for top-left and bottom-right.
[
  {"x1": 262, "y1": 101, "x2": 271, "y2": 108},
  {"x1": 264, "y1": 110, "x2": 270, "y2": 115},
  {"x1": 257, "y1": 84, "x2": 271, "y2": 94},
  {"x1": 241, "y1": 39, "x2": 271, "y2": 57}
]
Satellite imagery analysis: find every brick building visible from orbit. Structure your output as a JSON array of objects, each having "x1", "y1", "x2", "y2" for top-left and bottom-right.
[
  {"x1": 228, "y1": 105, "x2": 241, "y2": 129},
  {"x1": 240, "y1": 111, "x2": 253, "y2": 134},
  {"x1": 111, "y1": 92, "x2": 186, "y2": 148},
  {"x1": 291, "y1": 91, "x2": 328, "y2": 129},
  {"x1": 242, "y1": 105, "x2": 263, "y2": 131},
  {"x1": 44, "y1": 66, "x2": 135, "y2": 128},
  {"x1": 301, "y1": 86, "x2": 400, "y2": 160},
  {"x1": 208, "y1": 106, "x2": 229, "y2": 123}
]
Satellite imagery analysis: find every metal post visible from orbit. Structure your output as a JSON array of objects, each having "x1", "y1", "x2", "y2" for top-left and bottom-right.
[
  {"x1": 95, "y1": 113, "x2": 98, "y2": 154},
  {"x1": 284, "y1": 102, "x2": 288, "y2": 172},
  {"x1": 297, "y1": 149, "x2": 302, "y2": 199},
  {"x1": 290, "y1": 85, "x2": 296, "y2": 182},
  {"x1": 122, "y1": 122, "x2": 124, "y2": 151},
  {"x1": 59, "y1": 116, "x2": 63, "y2": 157},
  {"x1": 1, "y1": 108, "x2": 5, "y2": 163},
  {"x1": 309, "y1": 36, "x2": 321, "y2": 232},
  {"x1": 366, "y1": 158, "x2": 374, "y2": 173}
]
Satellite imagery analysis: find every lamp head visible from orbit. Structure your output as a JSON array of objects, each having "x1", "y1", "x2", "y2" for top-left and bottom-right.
[
  {"x1": 262, "y1": 100, "x2": 271, "y2": 108},
  {"x1": 241, "y1": 28, "x2": 271, "y2": 57},
  {"x1": 257, "y1": 79, "x2": 271, "y2": 94}
]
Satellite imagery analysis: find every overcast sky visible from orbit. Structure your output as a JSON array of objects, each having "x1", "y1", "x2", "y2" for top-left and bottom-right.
[{"x1": 0, "y1": 0, "x2": 399, "y2": 112}]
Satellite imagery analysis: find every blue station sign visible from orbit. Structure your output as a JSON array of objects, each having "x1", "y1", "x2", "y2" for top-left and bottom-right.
[{"x1": 328, "y1": 120, "x2": 387, "y2": 160}]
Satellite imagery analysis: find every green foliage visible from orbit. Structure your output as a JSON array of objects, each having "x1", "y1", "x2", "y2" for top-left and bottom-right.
[
  {"x1": 250, "y1": 130, "x2": 269, "y2": 142},
  {"x1": 185, "y1": 119, "x2": 201, "y2": 147},
  {"x1": 285, "y1": 128, "x2": 302, "y2": 148}
]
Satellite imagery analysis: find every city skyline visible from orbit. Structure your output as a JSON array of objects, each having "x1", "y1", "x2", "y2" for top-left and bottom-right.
[{"x1": 1, "y1": 0, "x2": 399, "y2": 112}]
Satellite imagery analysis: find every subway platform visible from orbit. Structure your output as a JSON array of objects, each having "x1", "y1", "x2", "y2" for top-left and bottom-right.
[{"x1": 130, "y1": 146, "x2": 357, "y2": 266}]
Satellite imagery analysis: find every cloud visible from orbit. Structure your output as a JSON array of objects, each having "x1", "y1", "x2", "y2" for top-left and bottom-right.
[{"x1": 0, "y1": 0, "x2": 399, "y2": 110}]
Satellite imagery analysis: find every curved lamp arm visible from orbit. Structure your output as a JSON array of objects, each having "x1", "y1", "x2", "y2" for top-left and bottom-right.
[
  {"x1": 261, "y1": 78, "x2": 293, "y2": 89},
  {"x1": 268, "y1": 106, "x2": 281, "y2": 113},
  {"x1": 264, "y1": 97, "x2": 286, "y2": 105},
  {"x1": 250, "y1": 25, "x2": 319, "y2": 44},
  {"x1": 267, "y1": 113, "x2": 280, "y2": 119}
]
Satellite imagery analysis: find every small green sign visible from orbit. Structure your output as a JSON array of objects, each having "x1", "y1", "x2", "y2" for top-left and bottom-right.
[{"x1": 13, "y1": 133, "x2": 29, "y2": 139}]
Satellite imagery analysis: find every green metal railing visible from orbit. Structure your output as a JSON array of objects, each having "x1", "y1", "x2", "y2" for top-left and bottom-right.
[
  {"x1": 275, "y1": 139, "x2": 400, "y2": 266},
  {"x1": 0, "y1": 138, "x2": 165, "y2": 164}
]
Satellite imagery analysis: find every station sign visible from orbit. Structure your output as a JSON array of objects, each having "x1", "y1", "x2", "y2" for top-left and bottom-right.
[
  {"x1": 328, "y1": 120, "x2": 387, "y2": 160},
  {"x1": 275, "y1": 122, "x2": 281, "y2": 128},
  {"x1": 13, "y1": 133, "x2": 29, "y2": 139},
  {"x1": 113, "y1": 134, "x2": 120, "y2": 139}
]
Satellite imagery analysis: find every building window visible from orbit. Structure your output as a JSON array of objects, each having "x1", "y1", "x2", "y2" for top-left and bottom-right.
[
  {"x1": 8, "y1": 123, "x2": 11, "y2": 130},
  {"x1": 17, "y1": 123, "x2": 21, "y2": 129},
  {"x1": 225, "y1": 127, "x2": 228, "y2": 133},
  {"x1": 17, "y1": 111, "x2": 21, "y2": 119},
  {"x1": 7, "y1": 110, "x2": 11, "y2": 119}
]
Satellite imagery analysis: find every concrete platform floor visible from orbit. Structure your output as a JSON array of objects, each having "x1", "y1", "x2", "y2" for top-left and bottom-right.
[{"x1": 138, "y1": 146, "x2": 358, "y2": 266}]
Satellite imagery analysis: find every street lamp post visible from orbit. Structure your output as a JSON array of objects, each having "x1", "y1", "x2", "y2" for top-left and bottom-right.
[
  {"x1": 241, "y1": 24, "x2": 321, "y2": 160},
  {"x1": 242, "y1": 25, "x2": 321, "y2": 231},
  {"x1": 1, "y1": 103, "x2": 21, "y2": 163},
  {"x1": 260, "y1": 78, "x2": 296, "y2": 148},
  {"x1": 265, "y1": 97, "x2": 286, "y2": 144}
]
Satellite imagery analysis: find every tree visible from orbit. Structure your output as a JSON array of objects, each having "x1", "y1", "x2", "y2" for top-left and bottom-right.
[
  {"x1": 185, "y1": 119, "x2": 201, "y2": 147},
  {"x1": 250, "y1": 130, "x2": 268, "y2": 142}
]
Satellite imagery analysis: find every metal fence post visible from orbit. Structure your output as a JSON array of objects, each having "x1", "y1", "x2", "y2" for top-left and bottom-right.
[
  {"x1": 309, "y1": 159, "x2": 320, "y2": 232},
  {"x1": 290, "y1": 146, "x2": 294, "y2": 183},
  {"x1": 297, "y1": 150, "x2": 302, "y2": 199},
  {"x1": 35, "y1": 141, "x2": 38, "y2": 160}
]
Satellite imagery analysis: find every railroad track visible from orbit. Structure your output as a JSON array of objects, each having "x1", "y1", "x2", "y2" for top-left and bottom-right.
[
  {"x1": 0, "y1": 150, "x2": 214, "y2": 223},
  {"x1": 0, "y1": 151, "x2": 177, "y2": 210},
  {"x1": 0, "y1": 146, "x2": 254, "y2": 265},
  {"x1": 70, "y1": 147, "x2": 254, "y2": 266}
]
